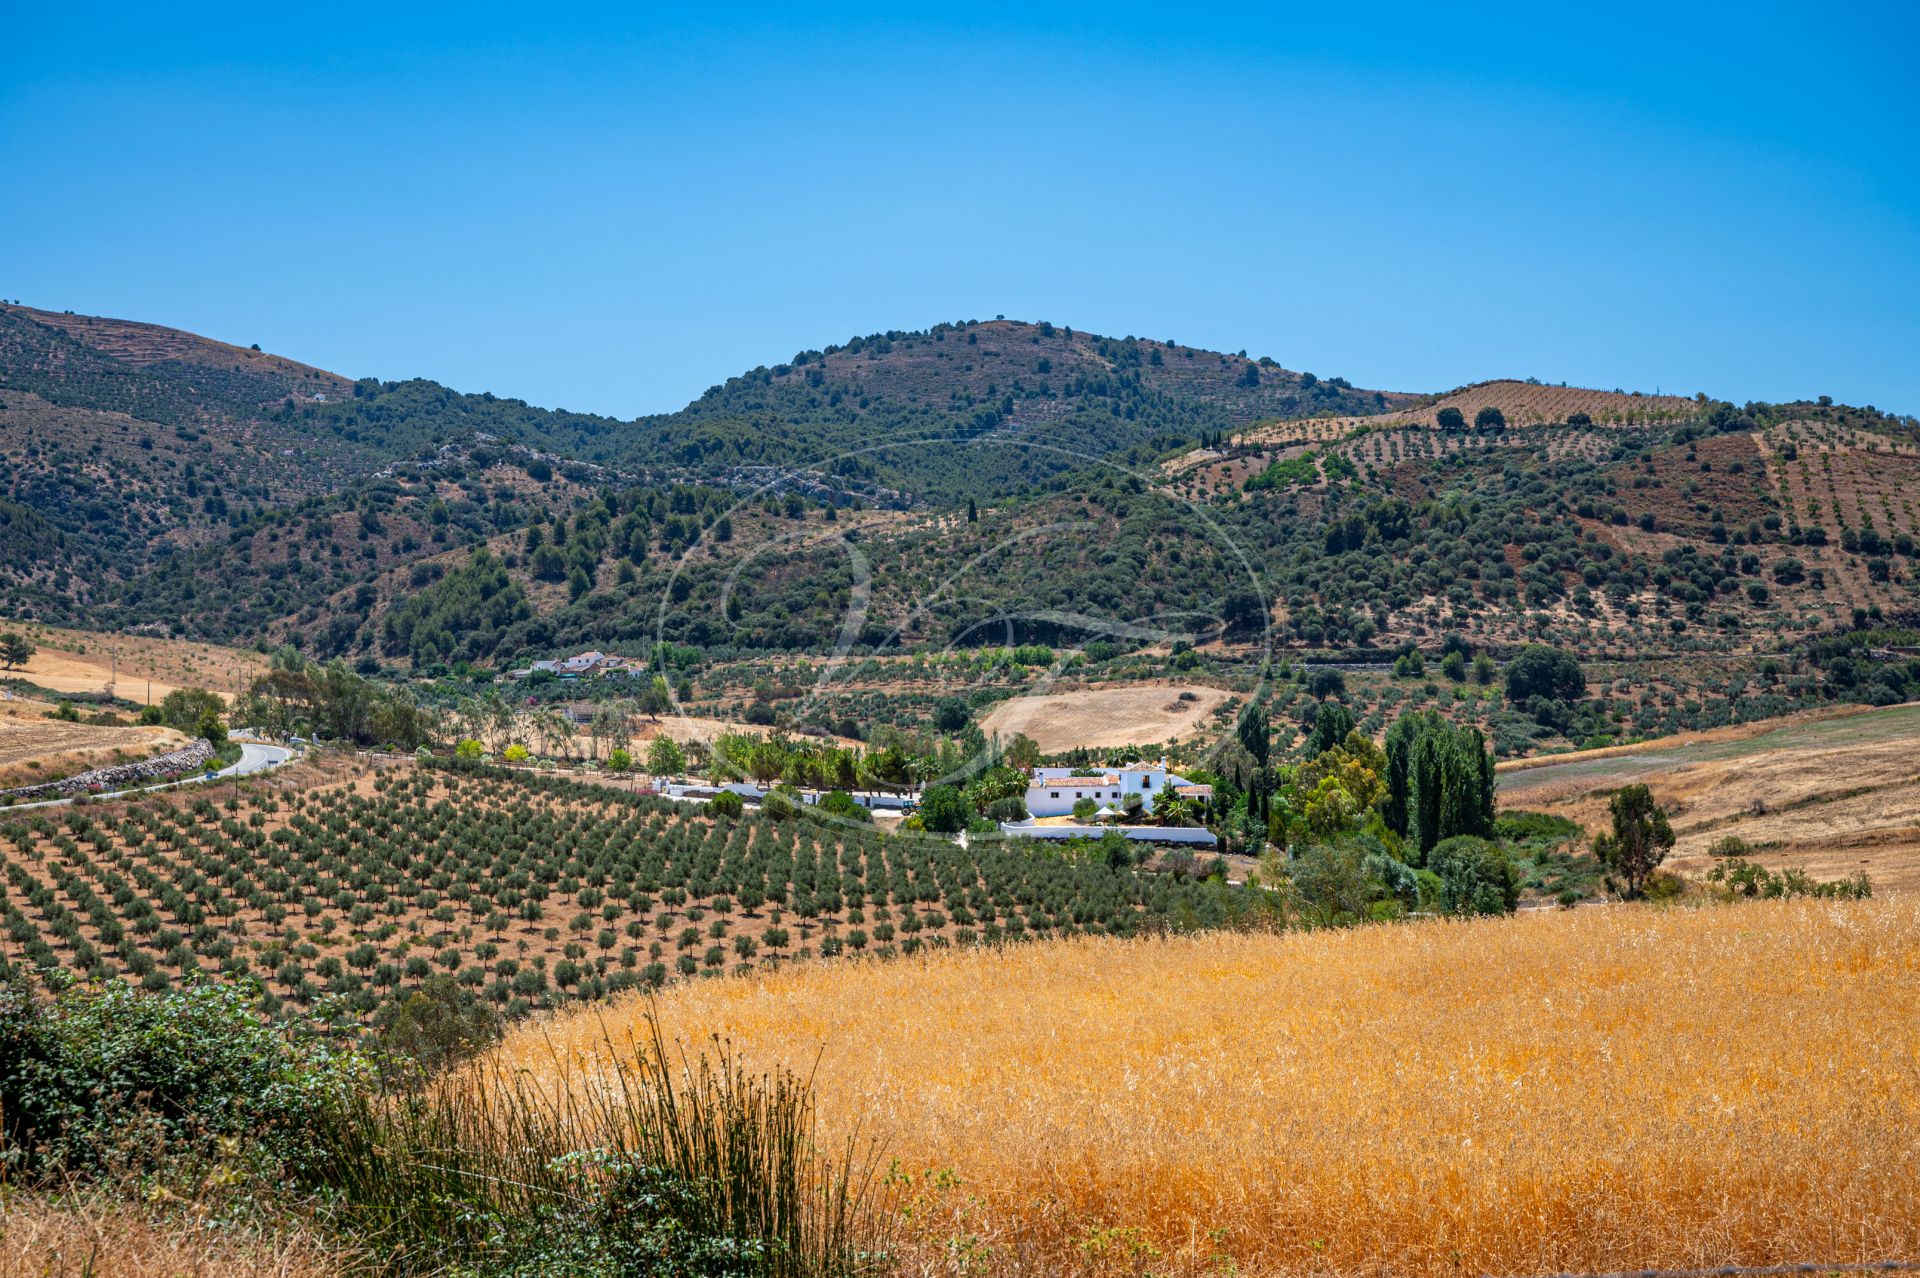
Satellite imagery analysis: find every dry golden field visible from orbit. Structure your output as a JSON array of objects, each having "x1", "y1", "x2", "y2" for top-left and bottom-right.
[
  {"x1": 977, "y1": 684, "x2": 1233, "y2": 753},
  {"x1": 0, "y1": 620, "x2": 265, "y2": 704},
  {"x1": 1499, "y1": 702, "x2": 1920, "y2": 892},
  {"x1": 502, "y1": 899, "x2": 1920, "y2": 1278}
]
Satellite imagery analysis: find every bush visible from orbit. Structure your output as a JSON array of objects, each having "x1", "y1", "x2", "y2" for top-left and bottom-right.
[
  {"x1": 1707, "y1": 834, "x2": 1753, "y2": 858},
  {"x1": 816, "y1": 790, "x2": 873, "y2": 823},
  {"x1": 985, "y1": 795, "x2": 1029, "y2": 823},
  {"x1": 0, "y1": 979, "x2": 357, "y2": 1179},
  {"x1": 1427, "y1": 836, "x2": 1519, "y2": 916},
  {"x1": 918, "y1": 784, "x2": 969, "y2": 833},
  {"x1": 707, "y1": 790, "x2": 744, "y2": 819}
]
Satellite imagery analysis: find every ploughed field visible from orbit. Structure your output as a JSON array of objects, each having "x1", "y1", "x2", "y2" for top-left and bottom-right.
[
  {"x1": 0, "y1": 761, "x2": 1246, "y2": 1020},
  {"x1": 510, "y1": 897, "x2": 1920, "y2": 1278}
]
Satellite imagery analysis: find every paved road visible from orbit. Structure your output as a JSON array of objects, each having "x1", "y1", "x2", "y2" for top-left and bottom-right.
[{"x1": 6, "y1": 742, "x2": 296, "y2": 811}]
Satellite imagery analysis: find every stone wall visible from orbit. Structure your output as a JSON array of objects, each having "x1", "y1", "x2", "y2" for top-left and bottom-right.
[{"x1": 0, "y1": 739, "x2": 217, "y2": 802}]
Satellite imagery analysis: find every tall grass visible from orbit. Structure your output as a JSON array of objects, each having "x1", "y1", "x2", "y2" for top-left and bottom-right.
[
  {"x1": 317, "y1": 1011, "x2": 887, "y2": 1276},
  {"x1": 502, "y1": 898, "x2": 1920, "y2": 1278}
]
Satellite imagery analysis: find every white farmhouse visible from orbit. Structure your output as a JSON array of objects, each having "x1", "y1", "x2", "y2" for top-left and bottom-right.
[{"x1": 1023, "y1": 758, "x2": 1210, "y2": 818}]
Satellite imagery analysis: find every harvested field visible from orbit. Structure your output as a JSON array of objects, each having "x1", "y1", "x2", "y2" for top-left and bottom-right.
[
  {"x1": 0, "y1": 620, "x2": 265, "y2": 704},
  {"x1": 1499, "y1": 702, "x2": 1920, "y2": 891},
  {"x1": 509, "y1": 897, "x2": 1920, "y2": 1278},
  {"x1": 0, "y1": 704, "x2": 187, "y2": 788},
  {"x1": 977, "y1": 683, "x2": 1232, "y2": 753}
]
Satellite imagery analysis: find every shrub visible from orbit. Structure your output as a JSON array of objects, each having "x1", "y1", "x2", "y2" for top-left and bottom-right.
[
  {"x1": 708, "y1": 790, "x2": 745, "y2": 819},
  {"x1": 1427, "y1": 836, "x2": 1520, "y2": 916},
  {"x1": 0, "y1": 979, "x2": 357, "y2": 1179},
  {"x1": 1707, "y1": 834, "x2": 1753, "y2": 858}
]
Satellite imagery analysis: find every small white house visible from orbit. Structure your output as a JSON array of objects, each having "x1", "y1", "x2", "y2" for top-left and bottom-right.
[{"x1": 1023, "y1": 758, "x2": 1204, "y2": 818}]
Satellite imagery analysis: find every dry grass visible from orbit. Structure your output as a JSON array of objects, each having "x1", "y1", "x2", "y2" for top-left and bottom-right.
[
  {"x1": 0, "y1": 1190, "x2": 341, "y2": 1278},
  {"x1": 500, "y1": 900, "x2": 1920, "y2": 1278},
  {"x1": 0, "y1": 703, "x2": 187, "y2": 787},
  {"x1": 0, "y1": 619, "x2": 266, "y2": 704},
  {"x1": 1500, "y1": 702, "x2": 1920, "y2": 892},
  {"x1": 977, "y1": 684, "x2": 1232, "y2": 753}
]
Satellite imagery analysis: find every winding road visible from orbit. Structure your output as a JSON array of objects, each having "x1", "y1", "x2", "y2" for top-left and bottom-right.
[{"x1": 7, "y1": 741, "x2": 296, "y2": 811}]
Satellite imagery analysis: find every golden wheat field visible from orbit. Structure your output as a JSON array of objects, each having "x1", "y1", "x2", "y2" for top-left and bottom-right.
[{"x1": 499, "y1": 899, "x2": 1920, "y2": 1278}]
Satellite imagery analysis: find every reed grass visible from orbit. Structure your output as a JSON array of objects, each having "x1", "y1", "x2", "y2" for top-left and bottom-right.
[{"x1": 317, "y1": 1011, "x2": 887, "y2": 1276}]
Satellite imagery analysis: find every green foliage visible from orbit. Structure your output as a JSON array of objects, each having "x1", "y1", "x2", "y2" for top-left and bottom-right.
[
  {"x1": 371, "y1": 974, "x2": 499, "y2": 1081},
  {"x1": 1592, "y1": 784, "x2": 1674, "y2": 899},
  {"x1": 381, "y1": 547, "x2": 531, "y2": 668},
  {"x1": 1503, "y1": 645, "x2": 1585, "y2": 704},
  {"x1": 314, "y1": 1015, "x2": 879, "y2": 1277},
  {"x1": 238, "y1": 658, "x2": 430, "y2": 748},
  {"x1": 816, "y1": 791, "x2": 873, "y2": 824},
  {"x1": 1307, "y1": 702, "x2": 1355, "y2": 757},
  {"x1": 930, "y1": 697, "x2": 970, "y2": 733},
  {"x1": 455, "y1": 738, "x2": 485, "y2": 761},
  {"x1": 918, "y1": 784, "x2": 969, "y2": 833},
  {"x1": 0, "y1": 631, "x2": 31, "y2": 670},
  {"x1": 153, "y1": 686, "x2": 224, "y2": 735},
  {"x1": 1706, "y1": 858, "x2": 1872, "y2": 901},
  {"x1": 1383, "y1": 711, "x2": 1495, "y2": 860},
  {"x1": 1426, "y1": 836, "x2": 1520, "y2": 915},
  {"x1": 648, "y1": 736, "x2": 687, "y2": 778},
  {"x1": 708, "y1": 790, "x2": 745, "y2": 819},
  {"x1": 606, "y1": 747, "x2": 634, "y2": 772},
  {"x1": 1492, "y1": 810, "x2": 1581, "y2": 843},
  {"x1": 0, "y1": 978, "x2": 356, "y2": 1178}
]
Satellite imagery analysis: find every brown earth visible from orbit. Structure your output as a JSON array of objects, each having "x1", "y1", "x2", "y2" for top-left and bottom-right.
[{"x1": 978, "y1": 683, "x2": 1234, "y2": 753}]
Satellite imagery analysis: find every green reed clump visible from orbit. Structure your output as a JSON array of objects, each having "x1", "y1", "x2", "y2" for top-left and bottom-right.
[{"x1": 315, "y1": 1010, "x2": 888, "y2": 1277}]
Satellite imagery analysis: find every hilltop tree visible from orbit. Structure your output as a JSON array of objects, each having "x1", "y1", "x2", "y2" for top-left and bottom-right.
[
  {"x1": 1593, "y1": 784, "x2": 1674, "y2": 899},
  {"x1": 1474, "y1": 406, "x2": 1507, "y2": 431},
  {"x1": 1436, "y1": 406, "x2": 1466, "y2": 432}
]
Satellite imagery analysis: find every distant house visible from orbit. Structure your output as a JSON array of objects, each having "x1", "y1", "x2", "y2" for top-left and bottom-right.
[
  {"x1": 1023, "y1": 757, "x2": 1200, "y2": 818},
  {"x1": 508, "y1": 651, "x2": 648, "y2": 681}
]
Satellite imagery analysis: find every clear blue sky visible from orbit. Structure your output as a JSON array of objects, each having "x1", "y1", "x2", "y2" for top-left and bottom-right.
[{"x1": 4, "y1": 3, "x2": 1916, "y2": 418}]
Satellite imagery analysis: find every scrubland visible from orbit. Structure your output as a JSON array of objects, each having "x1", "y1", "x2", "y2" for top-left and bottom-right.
[{"x1": 500, "y1": 897, "x2": 1920, "y2": 1278}]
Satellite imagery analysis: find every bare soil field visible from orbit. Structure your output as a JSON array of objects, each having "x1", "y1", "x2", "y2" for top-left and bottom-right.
[
  {"x1": 0, "y1": 702, "x2": 187, "y2": 788},
  {"x1": 978, "y1": 683, "x2": 1233, "y2": 752},
  {"x1": 1498, "y1": 702, "x2": 1920, "y2": 892},
  {"x1": 0, "y1": 620, "x2": 265, "y2": 704}
]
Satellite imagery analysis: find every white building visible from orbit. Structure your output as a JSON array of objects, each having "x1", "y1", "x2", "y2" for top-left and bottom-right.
[{"x1": 1022, "y1": 758, "x2": 1211, "y2": 818}]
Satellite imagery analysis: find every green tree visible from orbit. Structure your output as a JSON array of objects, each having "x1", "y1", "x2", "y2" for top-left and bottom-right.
[
  {"x1": 1474, "y1": 406, "x2": 1507, "y2": 431},
  {"x1": 1503, "y1": 645, "x2": 1585, "y2": 704},
  {"x1": 0, "y1": 632, "x2": 32, "y2": 670},
  {"x1": 1592, "y1": 784, "x2": 1674, "y2": 899},
  {"x1": 647, "y1": 735, "x2": 686, "y2": 778},
  {"x1": 1436, "y1": 406, "x2": 1466, "y2": 431},
  {"x1": 919, "y1": 784, "x2": 969, "y2": 833},
  {"x1": 1427, "y1": 836, "x2": 1519, "y2": 915},
  {"x1": 454, "y1": 738, "x2": 484, "y2": 761},
  {"x1": 708, "y1": 789, "x2": 744, "y2": 818},
  {"x1": 1308, "y1": 702, "x2": 1355, "y2": 757},
  {"x1": 606, "y1": 747, "x2": 633, "y2": 772},
  {"x1": 1383, "y1": 711, "x2": 1495, "y2": 860},
  {"x1": 931, "y1": 696, "x2": 970, "y2": 733}
]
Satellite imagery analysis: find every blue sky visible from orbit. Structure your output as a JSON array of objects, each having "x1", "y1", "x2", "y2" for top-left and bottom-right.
[{"x1": 4, "y1": 3, "x2": 1916, "y2": 417}]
